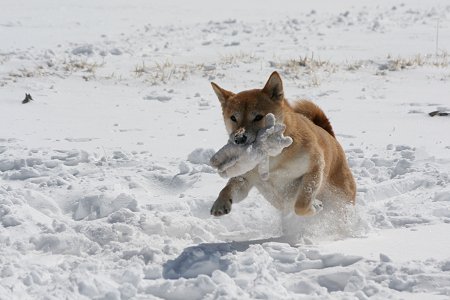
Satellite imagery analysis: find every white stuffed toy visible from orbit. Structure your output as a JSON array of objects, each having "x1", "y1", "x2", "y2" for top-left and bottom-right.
[{"x1": 210, "y1": 113, "x2": 293, "y2": 180}]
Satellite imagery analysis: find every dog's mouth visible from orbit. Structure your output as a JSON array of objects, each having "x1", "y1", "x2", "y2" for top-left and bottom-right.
[{"x1": 231, "y1": 130, "x2": 256, "y2": 146}]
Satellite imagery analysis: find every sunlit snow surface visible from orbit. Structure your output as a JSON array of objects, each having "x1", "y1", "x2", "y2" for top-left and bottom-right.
[{"x1": 1, "y1": 0, "x2": 450, "y2": 299}]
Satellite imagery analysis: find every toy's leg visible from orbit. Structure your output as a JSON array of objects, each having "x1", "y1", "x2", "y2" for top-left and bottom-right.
[
  {"x1": 258, "y1": 156, "x2": 270, "y2": 181},
  {"x1": 210, "y1": 143, "x2": 241, "y2": 171},
  {"x1": 211, "y1": 175, "x2": 254, "y2": 216}
]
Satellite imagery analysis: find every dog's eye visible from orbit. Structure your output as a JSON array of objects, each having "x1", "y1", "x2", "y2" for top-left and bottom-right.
[
  {"x1": 253, "y1": 114, "x2": 264, "y2": 122},
  {"x1": 230, "y1": 116, "x2": 237, "y2": 122}
]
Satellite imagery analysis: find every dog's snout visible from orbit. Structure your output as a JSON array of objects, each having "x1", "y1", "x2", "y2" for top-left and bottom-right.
[
  {"x1": 234, "y1": 128, "x2": 247, "y2": 145},
  {"x1": 234, "y1": 134, "x2": 247, "y2": 145}
]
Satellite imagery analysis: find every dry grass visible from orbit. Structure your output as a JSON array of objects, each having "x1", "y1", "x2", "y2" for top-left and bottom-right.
[
  {"x1": 62, "y1": 58, "x2": 104, "y2": 74},
  {"x1": 132, "y1": 59, "x2": 218, "y2": 85},
  {"x1": 219, "y1": 52, "x2": 258, "y2": 66},
  {"x1": 426, "y1": 52, "x2": 448, "y2": 67},
  {"x1": 144, "y1": 60, "x2": 195, "y2": 85},
  {"x1": 346, "y1": 60, "x2": 367, "y2": 71},
  {"x1": 130, "y1": 52, "x2": 258, "y2": 85},
  {"x1": 2, "y1": 49, "x2": 448, "y2": 87},
  {"x1": 5, "y1": 57, "x2": 105, "y2": 81},
  {"x1": 133, "y1": 61, "x2": 147, "y2": 77},
  {"x1": 121, "y1": 51, "x2": 450, "y2": 86},
  {"x1": 269, "y1": 54, "x2": 337, "y2": 87},
  {"x1": 380, "y1": 52, "x2": 449, "y2": 72},
  {"x1": 270, "y1": 54, "x2": 336, "y2": 72},
  {"x1": 8, "y1": 68, "x2": 36, "y2": 78}
]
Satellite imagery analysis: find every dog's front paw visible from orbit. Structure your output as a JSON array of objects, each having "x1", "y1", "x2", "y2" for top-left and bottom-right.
[{"x1": 210, "y1": 198, "x2": 232, "y2": 216}]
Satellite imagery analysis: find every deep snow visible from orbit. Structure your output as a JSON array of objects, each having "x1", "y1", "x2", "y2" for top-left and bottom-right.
[{"x1": 1, "y1": 0, "x2": 450, "y2": 299}]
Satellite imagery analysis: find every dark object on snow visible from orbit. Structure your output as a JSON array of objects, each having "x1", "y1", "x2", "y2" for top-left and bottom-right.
[
  {"x1": 22, "y1": 93, "x2": 33, "y2": 104},
  {"x1": 429, "y1": 110, "x2": 449, "y2": 117}
]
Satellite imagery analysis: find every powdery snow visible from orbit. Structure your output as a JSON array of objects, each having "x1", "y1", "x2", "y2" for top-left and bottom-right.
[{"x1": 1, "y1": 0, "x2": 450, "y2": 299}]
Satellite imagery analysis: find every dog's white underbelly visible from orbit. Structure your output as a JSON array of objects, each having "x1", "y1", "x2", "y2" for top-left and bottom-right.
[
  {"x1": 254, "y1": 152, "x2": 310, "y2": 211},
  {"x1": 254, "y1": 177, "x2": 301, "y2": 211}
]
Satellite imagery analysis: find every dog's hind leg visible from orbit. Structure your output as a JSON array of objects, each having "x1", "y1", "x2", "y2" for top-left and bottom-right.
[{"x1": 294, "y1": 160, "x2": 324, "y2": 216}]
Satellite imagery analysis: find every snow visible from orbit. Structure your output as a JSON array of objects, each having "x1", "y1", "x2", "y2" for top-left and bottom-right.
[
  {"x1": 324, "y1": 224, "x2": 450, "y2": 262},
  {"x1": 1, "y1": 0, "x2": 450, "y2": 299}
]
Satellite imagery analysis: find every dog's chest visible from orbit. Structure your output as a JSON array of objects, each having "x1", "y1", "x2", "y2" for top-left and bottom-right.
[{"x1": 254, "y1": 152, "x2": 310, "y2": 209}]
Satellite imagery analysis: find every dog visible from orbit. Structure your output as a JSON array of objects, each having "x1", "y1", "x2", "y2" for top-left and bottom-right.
[{"x1": 210, "y1": 71, "x2": 356, "y2": 217}]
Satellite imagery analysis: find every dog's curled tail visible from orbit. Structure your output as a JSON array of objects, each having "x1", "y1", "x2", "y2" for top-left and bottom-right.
[{"x1": 292, "y1": 100, "x2": 335, "y2": 138}]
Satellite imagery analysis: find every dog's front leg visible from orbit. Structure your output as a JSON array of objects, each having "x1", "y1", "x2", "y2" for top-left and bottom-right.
[
  {"x1": 211, "y1": 175, "x2": 253, "y2": 216},
  {"x1": 294, "y1": 161, "x2": 324, "y2": 216}
]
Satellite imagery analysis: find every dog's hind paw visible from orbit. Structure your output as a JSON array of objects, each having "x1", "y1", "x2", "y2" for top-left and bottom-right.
[
  {"x1": 294, "y1": 199, "x2": 323, "y2": 216},
  {"x1": 312, "y1": 199, "x2": 323, "y2": 214}
]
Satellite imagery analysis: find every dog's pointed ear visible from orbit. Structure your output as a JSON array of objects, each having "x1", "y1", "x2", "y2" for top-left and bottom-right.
[
  {"x1": 211, "y1": 82, "x2": 234, "y2": 104},
  {"x1": 262, "y1": 71, "x2": 284, "y2": 101}
]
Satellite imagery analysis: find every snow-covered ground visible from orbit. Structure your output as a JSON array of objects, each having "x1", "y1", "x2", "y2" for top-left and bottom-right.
[{"x1": 1, "y1": 0, "x2": 450, "y2": 299}]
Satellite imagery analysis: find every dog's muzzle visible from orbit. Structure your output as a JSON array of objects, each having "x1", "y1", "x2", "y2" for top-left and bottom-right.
[{"x1": 233, "y1": 128, "x2": 247, "y2": 145}]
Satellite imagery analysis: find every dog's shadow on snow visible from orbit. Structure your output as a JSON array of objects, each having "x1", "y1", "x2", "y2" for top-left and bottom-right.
[{"x1": 162, "y1": 237, "x2": 288, "y2": 279}]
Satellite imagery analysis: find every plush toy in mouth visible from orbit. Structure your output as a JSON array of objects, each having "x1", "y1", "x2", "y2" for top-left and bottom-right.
[{"x1": 210, "y1": 113, "x2": 293, "y2": 180}]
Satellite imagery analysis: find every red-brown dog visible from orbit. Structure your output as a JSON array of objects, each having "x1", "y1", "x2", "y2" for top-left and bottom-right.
[{"x1": 210, "y1": 72, "x2": 356, "y2": 217}]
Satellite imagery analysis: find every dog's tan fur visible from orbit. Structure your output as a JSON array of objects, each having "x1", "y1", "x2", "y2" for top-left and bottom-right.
[{"x1": 210, "y1": 72, "x2": 356, "y2": 217}]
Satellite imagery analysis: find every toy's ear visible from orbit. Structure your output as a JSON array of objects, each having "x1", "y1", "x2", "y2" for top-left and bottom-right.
[
  {"x1": 211, "y1": 82, "x2": 234, "y2": 105},
  {"x1": 262, "y1": 71, "x2": 284, "y2": 101}
]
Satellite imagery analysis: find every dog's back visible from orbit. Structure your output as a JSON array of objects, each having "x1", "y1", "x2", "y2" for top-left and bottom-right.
[{"x1": 291, "y1": 100, "x2": 335, "y2": 138}]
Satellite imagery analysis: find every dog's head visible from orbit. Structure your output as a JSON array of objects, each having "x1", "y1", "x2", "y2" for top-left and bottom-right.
[{"x1": 212, "y1": 72, "x2": 285, "y2": 145}]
